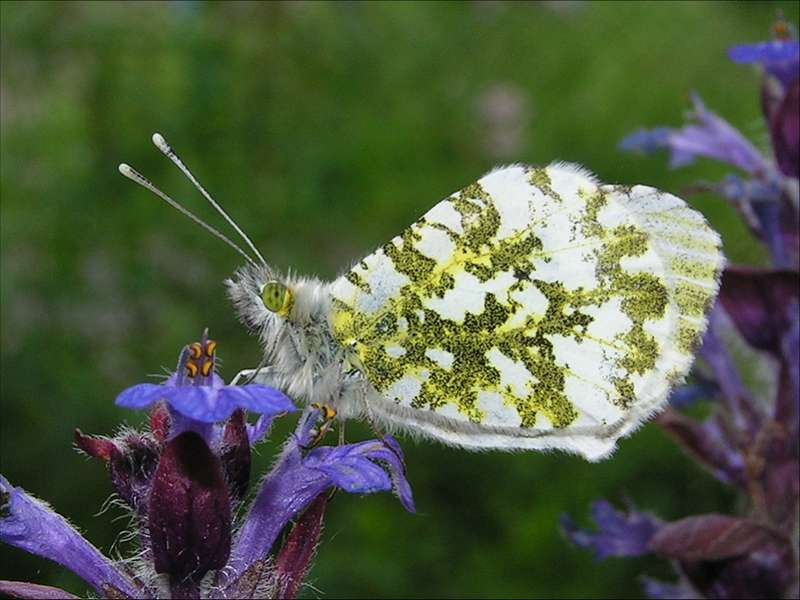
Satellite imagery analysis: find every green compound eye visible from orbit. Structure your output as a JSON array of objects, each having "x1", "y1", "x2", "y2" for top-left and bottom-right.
[{"x1": 261, "y1": 281, "x2": 293, "y2": 316}]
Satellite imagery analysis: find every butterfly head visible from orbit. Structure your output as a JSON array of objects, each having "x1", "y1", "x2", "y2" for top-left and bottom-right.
[{"x1": 227, "y1": 263, "x2": 330, "y2": 334}]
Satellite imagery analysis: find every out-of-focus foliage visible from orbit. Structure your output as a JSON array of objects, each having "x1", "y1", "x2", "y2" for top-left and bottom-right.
[{"x1": 1, "y1": 1, "x2": 797, "y2": 597}]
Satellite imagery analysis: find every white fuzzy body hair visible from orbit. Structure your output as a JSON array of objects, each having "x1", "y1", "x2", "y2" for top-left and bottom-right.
[{"x1": 226, "y1": 264, "x2": 367, "y2": 419}]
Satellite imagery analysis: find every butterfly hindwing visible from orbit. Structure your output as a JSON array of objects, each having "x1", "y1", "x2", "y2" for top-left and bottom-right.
[{"x1": 329, "y1": 163, "x2": 722, "y2": 459}]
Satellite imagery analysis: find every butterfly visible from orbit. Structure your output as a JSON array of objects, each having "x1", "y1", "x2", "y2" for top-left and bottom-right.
[{"x1": 120, "y1": 133, "x2": 723, "y2": 461}]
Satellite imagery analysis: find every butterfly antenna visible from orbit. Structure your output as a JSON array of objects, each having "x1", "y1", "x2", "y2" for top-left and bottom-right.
[
  {"x1": 118, "y1": 163, "x2": 258, "y2": 267},
  {"x1": 152, "y1": 133, "x2": 268, "y2": 266}
]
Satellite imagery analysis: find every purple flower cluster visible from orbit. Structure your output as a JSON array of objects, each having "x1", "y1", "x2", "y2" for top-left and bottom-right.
[
  {"x1": 564, "y1": 19, "x2": 799, "y2": 599},
  {"x1": 1, "y1": 332, "x2": 413, "y2": 599}
]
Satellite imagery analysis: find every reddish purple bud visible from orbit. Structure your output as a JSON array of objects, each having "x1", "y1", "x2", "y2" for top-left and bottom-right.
[
  {"x1": 650, "y1": 514, "x2": 784, "y2": 562},
  {"x1": 770, "y1": 78, "x2": 799, "y2": 177},
  {"x1": 220, "y1": 408, "x2": 251, "y2": 502},
  {"x1": 75, "y1": 430, "x2": 159, "y2": 515},
  {"x1": 0, "y1": 580, "x2": 80, "y2": 599},
  {"x1": 148, "y1": 431, "x2": 231, "y2": 591},
  {"x1": 719, "y1": 267, "x2": 799, "y2": 356},
  {"x1": 74, "y1": 429, "x2": 120, "y2": 462},
  {"x1": 680, "y1": 552, "x2": 795, "y2": 600},
  {"x1": 660, "y1": 516, "x2": 797, "y2": 600},
  {"x1": 113, "y1": 434, "x2": 160, "y2": 515},
  {"x1": 751, "y1": 421, "x2": 800, "y2": 529},
  {"x1": 150, "y1": 400, "x2": 171, "y2": 442},
  {"x1": 273, "y1": 493, "x2": 329, "y2": 600}
]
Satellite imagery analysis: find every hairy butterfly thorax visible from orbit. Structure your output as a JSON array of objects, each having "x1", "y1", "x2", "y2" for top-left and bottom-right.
[
  {"x1": 121, "y1": 134, "x2": 723, "y2": 461},
  {"x1": 225, "y1": 264, "x2": 363, "y2": 415}
]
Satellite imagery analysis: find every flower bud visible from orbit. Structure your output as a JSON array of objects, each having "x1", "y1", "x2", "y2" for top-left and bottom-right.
[{"x1": 148, "y1": 431, "x2": 231, "y2": 592}]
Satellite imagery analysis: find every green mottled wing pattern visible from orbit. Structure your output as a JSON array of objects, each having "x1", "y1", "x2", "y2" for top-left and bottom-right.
[{"x1": 328, "y1": 163, "x2": 723, "y2": 458}]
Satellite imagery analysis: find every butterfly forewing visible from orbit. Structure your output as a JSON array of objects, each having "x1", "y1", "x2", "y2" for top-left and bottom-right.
[{"x1": 329, "y1": 163, "x2": 722, "y2": 459}]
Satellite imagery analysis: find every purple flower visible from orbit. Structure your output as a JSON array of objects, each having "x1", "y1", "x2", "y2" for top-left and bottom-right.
[
  {"x1": 560, "y1": 500, "x2": 661, "y2": 560},
  {"x1": 116, "y1": 332, "x2": 295, "y2": 425},
  {"x1": 618, "y1": 126, "x2": 670, "y2": 154},
  {"x1": 2, "y1": 334, "x2": 415, "y2": 599},
  {"x1": 728, "y1": 37, "x2": 799, "y2": 89},
  {"x1": 619, "y1": 93, "x2": 770, "y2": 176},
  {"x1": 222, "y1": 408, "x2": 414, "y2": 593}
]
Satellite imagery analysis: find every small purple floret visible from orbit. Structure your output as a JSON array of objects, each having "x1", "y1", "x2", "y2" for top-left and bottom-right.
[
  {"x1": 225, "y1": 407, "x2": 415, "y2": 587},
  {"x1": 619, "y1": 95, "x2": 770, "y2": 176},
  {"x1": 728, "y1": 39, "x2": 800, "y2": 88},
  {"x1": 561, "y1": 500, "x2": 661, "y2": 560},
  {"x1": 116, "y1": 374, "x2": 295, "y2": 423}
]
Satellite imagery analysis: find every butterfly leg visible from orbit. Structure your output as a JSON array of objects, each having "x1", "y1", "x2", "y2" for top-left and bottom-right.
[
  {"x1": 230, "y1": 365, "x2": 275, "y2": 386},
  {"x1": 301, "y1": 403, "x2": 338, "y2": 449},
  {"x1": 359, "y1": 387, "x2": 407, "y2": 468}
]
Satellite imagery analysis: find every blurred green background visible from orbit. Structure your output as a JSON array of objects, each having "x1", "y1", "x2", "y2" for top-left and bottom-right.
[{"x1": 1, "y1": 1, "x2": 796, "y2": 598}]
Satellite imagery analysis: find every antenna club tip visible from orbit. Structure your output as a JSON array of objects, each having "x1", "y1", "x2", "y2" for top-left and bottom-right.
[{"x1": 152, "y1": 133, "x2": 169, "y2": 152}]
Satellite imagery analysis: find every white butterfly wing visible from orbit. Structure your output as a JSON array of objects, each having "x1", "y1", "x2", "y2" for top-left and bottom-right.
[{"x1": 329, "y1": 163, "x2": 723, "y2": 460}]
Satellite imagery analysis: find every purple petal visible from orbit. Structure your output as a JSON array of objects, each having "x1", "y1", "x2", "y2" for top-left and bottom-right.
[
  {"x1": 303, "y1": 444, "x2": 393, "y2": 493},
  {"x1": 699, "y1": 306, "x2": 762, "y2": 437},
  {"x1": 0, "y1": 476, "x2": 138, "y2": 598},
  {"x1": 656, "y1": 409, "x2": 745, "y2": 486},
  {"x1": 666, "y1": 94, "x2": 769, "y2": 175},
  {"x1": 115, "y1": 383, "x2": 167, "y2": 410},
  {"x1": 717, "y1": 173, "x2": 783, "y2": 205},
  {"x1": 380, "y1": 435, "x2": 415, "y2": 513},
  {"x1": 639, "y1": 577, "x2": 698, "y2": 600},
  {"x1": 618, "y1": 127, "x2": 671, "y2": 154},
  {"x1": 729, "y1": 39, "x2": 800, "y2": 88},
  {"x1": 0, "y1": 580, "x2": 79, "y2": 599},
  {"x1": 303, "y1": 432, "x2": 414, "y2": 511},
  {"x1": 711, "y1": 174, "x2": 792, "y2": 265},
  {"x1": 751, "y1": 198, "x2": 792, "y2": 268},
  {"x1": 619, "y1": 96, "x2": 770, "y2": 176},
  {"x1": 561, "y1": 499, "x2": 661, "y2": 559},
  {"x1": 247, "y1": 413, "x2": 276, "y2": 446},
  {"x1": 117, "y1": 381, "x2": 296, "y2": 423},
  {"x1": 160, "y1": 386, "x2": 227, "y2": 422},
  {"x1": 224, "y1": 441, "x2": 329, "y2": 588},
  {"x1": 216, "y1": 385, "x2": 296, "y2": 418},
  {"x1": 224, "y1": 409, "x2": 415, "y2": 586}
]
